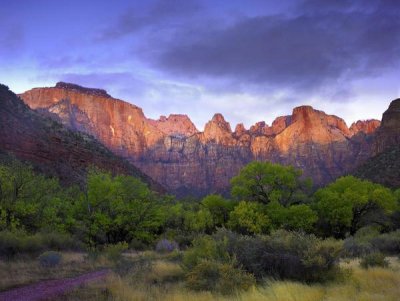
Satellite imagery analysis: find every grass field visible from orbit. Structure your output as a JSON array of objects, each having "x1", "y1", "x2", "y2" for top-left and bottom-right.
[{"x1": 56, "y1": 255, "x2": 400, "y2": 301}]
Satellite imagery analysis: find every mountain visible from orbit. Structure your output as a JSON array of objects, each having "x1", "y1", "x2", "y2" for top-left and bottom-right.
[
  {"x1": 19, "y1": 82, "x2": 391, "y2": 196},
  {"x1": 0, "y1": 83, "x2": 163, "y2": 191},
  {"x1": 354, "y1": 99, "x2": 400, "y2": 188}
]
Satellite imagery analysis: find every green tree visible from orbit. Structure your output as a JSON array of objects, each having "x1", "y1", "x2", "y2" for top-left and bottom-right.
[
  {"x1": 231, "y1": 161, "x2": 311, "y2": 206},
  {"x1": 82, "y1": 169, "x2": 166, "y2": 246},
  {"x1": 228, "y1": 201, "x2": 271, "y2": 235},
  {"x1": 201, "y1": 194, "x2": 236, "y2": 228},
  {"x1": 0, "y1": 158, "x2": 74, "y2": 233},
  {"x1": 265, "y1": 201, "x2": 317, "y2": 232},
  {"x1": 314, "y1": 176, "x2": 398, "y2": 237}
]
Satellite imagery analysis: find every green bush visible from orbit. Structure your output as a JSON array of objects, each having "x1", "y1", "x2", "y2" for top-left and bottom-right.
[
  {"x1": 0, "y1": 231, "x2": 81, "y2": 259},
  {"x1": 186, "y1": 260, "x2": 255, "y2": 295},
  {"x1": 213, "y1": 229, "x2": 343, "y2": 282},
  {"x1": 103, "y1": 242, "x2": 128, "y2": 262},
  {"x1": 38, "y1": 251, "x2": 62, "y2": 268},
  {"x1": 182, "y1": 236, "x2": 230, "y2": 271},
  {"x1": 371, "y1": 231, "x2": 400, "y2": 255},
  {"x1": 360, "y1": 252, "x2": 389, "y2": 269},
  {"x1": 0, "y1": 231, "x2": 43, "y2": 258},
  {"x1": 343, "y1": 237, "x2": 374, "y2": 257}
]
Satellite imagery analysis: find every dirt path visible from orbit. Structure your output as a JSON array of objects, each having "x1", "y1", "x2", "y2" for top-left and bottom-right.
[{"x1": 0, "y1": 269, "x2": 109, "y2": 301}]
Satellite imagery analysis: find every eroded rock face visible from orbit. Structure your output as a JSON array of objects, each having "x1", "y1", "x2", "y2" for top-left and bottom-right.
[
  {"x1": 20, "y1": 83, "x2": 165, "y2": 159},
  {"x1": 0, "y1": 84, "x2": 162, "y2": 191},
  {"x1": 148, "y1": 114, "x2": 198, "y2": 137},
  {"x1": 374, "y1": 99, "x2": 400, "y2": 152},
  {"x1": 19, "y1": 82, "x2": 388, "y2": 196},
  {"x1": 350, "y1": 120, "x2": 381, "y2": 136}
]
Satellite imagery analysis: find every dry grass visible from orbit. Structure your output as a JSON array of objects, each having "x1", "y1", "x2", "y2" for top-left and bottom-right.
[
  {"x1": 0, "y1": 252, "x2": 108, "y2": 291},
  {"x1": 102, "y1": 257, "x2": 400, "y2": 301},
  {"x1": 5, "y1": 255, "x2": 400, "y2": 301}
]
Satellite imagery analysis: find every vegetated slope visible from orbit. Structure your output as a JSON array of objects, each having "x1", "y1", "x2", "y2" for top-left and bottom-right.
[
  {"x1": 0, "y1": 84, "x2": 163, "y2": 191},
  {"x1": 353, "y1": 98, "x2": 400, "y2": 188},
  {"x1": 354, "y1": 145, "x2": 400, "y2": 188},
  {"x1": 20, "y1": 82, "x2": 385, "y2": 196}
]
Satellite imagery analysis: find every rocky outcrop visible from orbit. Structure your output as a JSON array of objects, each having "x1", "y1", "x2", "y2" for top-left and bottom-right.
[
  {"x1": 0, "y1": 84, "x2": 162, "y2": 191},
  {"x1": 148, "y1": 114, "x2": 198, "y2": 137},
  {"x1": 19, "y1": 82, "x2": 390, "y2": 197},
  {"x1": 350, "y1": 120, "x2": 381, "y2": 136},
  {"x1": 373, "y1": 99, "x2": 400, "y2": 153}
]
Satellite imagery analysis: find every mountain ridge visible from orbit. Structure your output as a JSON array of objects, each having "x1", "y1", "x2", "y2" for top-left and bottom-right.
[{"x1": 18, "y1": 82, "x2": 396, "y2": 196}]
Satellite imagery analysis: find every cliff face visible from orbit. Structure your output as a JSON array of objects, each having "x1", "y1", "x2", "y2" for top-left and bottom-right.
[
  {"x1": 0, "y1": 84, "x2": 162, "y2": 191},
  {"x1": 19, "y1": 82, "x2": 391, "y2": 196},
  {"x1": 354, "y1": 99, "x2": 400, "y2": 188},
  {"x1": 373, "y1": 99, "x2": 400, "y2": 153}
]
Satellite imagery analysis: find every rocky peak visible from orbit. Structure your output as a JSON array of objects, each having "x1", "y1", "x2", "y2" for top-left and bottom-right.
[
  {"x1": 374, "y1": 99, "x2": 400, "y2": 152},
  {"x1": 148, "y1": 114, "x2": 198, "y2": 137},
  {"x1": 271, "y1": 116, "x2": 291, "y2": 135},
  {"x1": 380, "y1": 99, "x2": 400, "y2": 130},
  {"x1": 203, "y1": 113, "x2": 233, "y2": 144},
  {"x1": 350, "y1": 119, "x2": 381, "y2": 136},
  {"x1": 249, "y1": 121, "x2": 271, "y2": 136},
  {"x1": 55, "y1": 82, "x2": 111, "y2": 98},
  {"x1": 234, "y1": 123, "x2": 247, "y2": 136},
  {"x1": 275, "y1": 106, "x2": 352, "y2": 152}
]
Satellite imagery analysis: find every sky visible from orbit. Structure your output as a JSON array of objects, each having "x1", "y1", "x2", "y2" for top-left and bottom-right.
[{"x1": 1, "y1": 0, "x2": 400, "y2": 130}]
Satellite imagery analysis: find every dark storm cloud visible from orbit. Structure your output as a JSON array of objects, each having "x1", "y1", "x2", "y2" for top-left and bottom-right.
[
  {"x1": 146, "y1": 0, "x2": 400, "y2": 92},
  {"x1": 97, "y1": 0, "x2": 202, "y2": 41}
]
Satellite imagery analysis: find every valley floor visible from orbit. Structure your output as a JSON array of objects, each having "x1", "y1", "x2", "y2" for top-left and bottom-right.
[{"x1": 5, "y1": 253, "x2": 396, "y2": 301}]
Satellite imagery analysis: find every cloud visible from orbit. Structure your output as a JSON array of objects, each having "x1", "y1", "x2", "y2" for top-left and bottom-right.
[
  {"x1": 97, "y1": 0, "x2": 202, "y2": 41},
  {"x1": 143, "y1": 0, "x2": 400, "y2": 95}
]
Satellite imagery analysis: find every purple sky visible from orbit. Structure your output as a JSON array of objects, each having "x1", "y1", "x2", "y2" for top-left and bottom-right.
[{"x1": 1, "y1": 0, "x2": 400, "y2": 129}]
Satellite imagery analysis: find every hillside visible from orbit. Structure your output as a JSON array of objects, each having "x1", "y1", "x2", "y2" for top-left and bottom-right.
[{"x1": 0, "y1": 84, "x2": 163, "y2": 191}]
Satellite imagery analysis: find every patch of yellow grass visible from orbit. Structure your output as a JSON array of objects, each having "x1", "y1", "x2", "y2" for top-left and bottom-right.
[{"x1": 103, "y1": 258, "x2": 400, "y2": 301}]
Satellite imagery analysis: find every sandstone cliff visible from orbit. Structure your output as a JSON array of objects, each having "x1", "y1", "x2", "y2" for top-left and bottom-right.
[
  {"x1": 19, "y1": 82, "x2": 390, "y2": 196},
  {"x1": 0, "y1": 84, "x2": 162, "y2": 191}
]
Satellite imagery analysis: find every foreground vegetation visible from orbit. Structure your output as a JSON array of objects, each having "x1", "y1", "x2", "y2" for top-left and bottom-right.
[{"x1": 1, "y1": 154, "x2": 399, "y2": 299}]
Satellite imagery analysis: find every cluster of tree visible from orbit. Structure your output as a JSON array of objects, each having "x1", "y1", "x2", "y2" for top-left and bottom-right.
[{"x1": 1, "y1": 156, "x2": 399, "y2": 250}]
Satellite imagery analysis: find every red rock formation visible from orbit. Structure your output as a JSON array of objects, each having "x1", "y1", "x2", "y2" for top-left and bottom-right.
[
  {"x1": 19, "y1": 83, "x2": 165, "y2": 159},
  {"x1": 18, "y1": 82, "x2": 386, "y2": 196},
  {"x1": 350, "y1": 120, "x2": 381, "y2": 136},
  {"x1": 148, "y1": 114, "x2": 198, "y2": 137},
  {"x1": 201, "y1": 113, "x2": 235, "y2": 145},
  {"x1": 373, "y1": 99, "x2": 400, "y2": 152},
  {"x1": 0, "y1": 84, "x2": 162, "y2": 191}
]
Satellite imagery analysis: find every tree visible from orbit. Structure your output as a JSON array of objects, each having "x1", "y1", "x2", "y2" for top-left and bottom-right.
[
  {"x1": 201, "y1": 194, "x2": 236, "y2": 228},
  {"x1": 0, "y1": 158, "x2": 73, "y2": 233},
  {"x1": 231, "y1": 161, "x2": 312, "y2": 206},
  {"x1": 82, "y1": 169, "x2": 166, "y2": 246},
  {"x1": 264, "y1": 201, "x2": 317, "y2": 232},
  {"x1": 314, "y1": 176, "x2": 398, "y2": 238},
  {"x1": 228, "y1": 201, "x2": 271, "y2": 235}
]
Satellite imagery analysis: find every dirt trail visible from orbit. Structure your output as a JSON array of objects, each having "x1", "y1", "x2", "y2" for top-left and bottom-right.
[{"x1": 0, "y1": 269, "x2": 109, "y2": 301}]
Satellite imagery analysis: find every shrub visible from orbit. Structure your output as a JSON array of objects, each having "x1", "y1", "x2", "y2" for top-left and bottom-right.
[
  {"x1": 155, "y1": 239, "x2": 179, "y2": 253},
  {"x1": 360, "y1": 252, "x2": 389, "y2": 269},
  {"x1": 38, "y1": 251, "x2": 62, "y2": 268},
  {"x1": 186, "y1": 260, "x2": 255, "y2": 295},
  {"x1": 0, "y1": 231, "x2": 43, "y2": 258},
  {"x1": 182, "y1": 236, "x2": 230, "y2": 271},
  {"x1": 0, "y1": 231, "x2": 81, "y2": 259},
  {"x1": 343, "y1": 237, "x2": 374, "y2": 257},
  {"x1": 213, "y1": 229, "x2": 343, "y2": 282},
  {"x1": 103, "y1": 242, "x2": 128, "y2": 262},
  {"x1": 370, "y1": 231, "x2": 400, "y2": 255},
  {"x1": 114, "y1": 256, "x2": 152, "y2": 276},
  {"x1": 129, "y1": 238, "x2": 147, "y2": 251}
]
